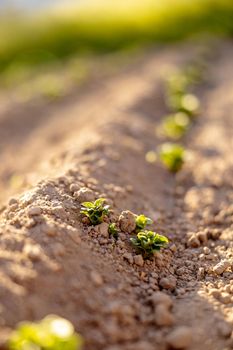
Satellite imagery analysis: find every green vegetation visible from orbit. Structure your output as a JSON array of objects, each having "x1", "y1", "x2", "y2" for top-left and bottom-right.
[
  {"x1": 130, "y1": 230, "x2": 168, "y2": 258},
  {"x1": 81, "y1": 198, "x2": 110, "y2": 225},
  {"x1": 161, "y1": 112, "x2": 190, "y2": 139},
  {"x1": 159, "y1": 143, "x2": 185, "y2": 173},
  {"x1": 108, "y1": 223, "x2": 119, "y2": 239},
  {"x1": 0, "y1": 0, "x2": 233, "y2": 82},
  {"x1": 135, "y1": 214, "x2": 153, "y2": 231},
  {"x1": 9, "y1": 315, "x2": 83, "y2": 350}
]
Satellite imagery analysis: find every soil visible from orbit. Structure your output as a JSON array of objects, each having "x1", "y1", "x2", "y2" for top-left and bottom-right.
[{"x1": 0, "y1": 41, "x2": 232, "y2": 350}]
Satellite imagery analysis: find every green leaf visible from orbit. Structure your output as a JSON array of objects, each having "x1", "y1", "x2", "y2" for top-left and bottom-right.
[{"x1": 130, "y1": 230, "x2": 168, "y2": 258}]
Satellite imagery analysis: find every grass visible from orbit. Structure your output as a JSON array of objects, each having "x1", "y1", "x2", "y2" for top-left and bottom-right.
[{"x1": 0, "y1": 0, "x2": 233, "y2": 81}]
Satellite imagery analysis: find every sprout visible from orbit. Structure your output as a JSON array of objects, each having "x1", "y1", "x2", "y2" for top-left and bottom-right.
[
  {"x1": 161, "y1": 112, "x2": 190, "y2": 139},
  {"x1": 130, "y1": 230, "x2": 168, "y2": 258},
  {"x1": 9, "y1": 315, "x2": 83, "y2": 350},
  {"x1": 135, "y1": 214, "x2": 153, "y2": 231},
  {"x1": 159, "y1": 143, "x2": 185, "y2": 173},
  {"x1": 180, "y1": 94, "x2": 200, "y2": 115},
  {"x1": 108, "y1": 223, "x2": 119, "y2": 239},
  {"x1": 80, "y1": 198, "x2": 110, "y2": 225}
]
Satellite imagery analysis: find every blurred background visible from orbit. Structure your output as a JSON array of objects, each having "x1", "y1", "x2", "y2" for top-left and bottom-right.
[{"x1": 0, "y1": 0, "x2": 233, "y2": 102}]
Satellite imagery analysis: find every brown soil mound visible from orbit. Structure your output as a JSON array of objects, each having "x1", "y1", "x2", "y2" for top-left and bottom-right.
[{"x1": 0, "y1": 42, "x2": 232, "y2": 350}]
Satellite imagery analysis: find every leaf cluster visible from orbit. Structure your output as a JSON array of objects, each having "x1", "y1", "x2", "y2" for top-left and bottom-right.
[
  {"x1": 81, "y1": 198, "x2": 110, "y2": 225},
  {"x1": 130, "y1": 230, "x2": 168, "y2": 258},
  {"x1": 159, "y1": 143, "x2": 185, "y2": 173},
  {"x1": 9, "y1": 315, "x2": 82, "y2": 350}
]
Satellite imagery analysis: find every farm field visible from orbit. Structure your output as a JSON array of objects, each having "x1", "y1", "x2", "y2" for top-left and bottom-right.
[
  {"x1": 0, "y1": 39, "x2": 232, "y2": 350},
  {"x1": 0, "y1": 0, "x2": 233, "y2": 349}
]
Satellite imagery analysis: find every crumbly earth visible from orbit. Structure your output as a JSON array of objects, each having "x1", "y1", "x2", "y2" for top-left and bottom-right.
[{"x1": 0, "y1": 41, "x2": 232, "y2": 350}]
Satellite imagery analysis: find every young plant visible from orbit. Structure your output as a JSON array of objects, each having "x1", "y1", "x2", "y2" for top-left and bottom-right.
[
  {"x1": 108, "y1": 223, "x2": 119, "y2": 240},
  {"x1": 9, "y1": 315, "x2": 83, "y2": 350},
  {"x1": 159, "y1": 143, "x2": 185, "y2": 173},
  {"x1": 130, "y1": 230, "x2": 168, "y2": 258},
  {"x1": 135, "y1": 214, "x2": 153, "y2": 231},
  {"x1": 161, "y1": 112, "x2": 190, "y2": 139},
  {"x1": 81, "y1": 198, "x2": 110, "y2": 225}
]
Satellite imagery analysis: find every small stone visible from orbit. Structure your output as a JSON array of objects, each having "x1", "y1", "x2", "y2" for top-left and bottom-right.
[
  {"x1": 9, "y1": 198, "x2": 18, "y2": 206},
  {"x1": 118, "y1": 210, "x2": 136, "y2": 233},
  {"x1": 28, "y1": 206, "x2": 42, "y2": 216},
  {"x1": 213, "y1": 260, "x2": 231, "y2": 275},
  {"x1": 70, "y1": 183, "x2": 79, "y2": 193},
  {"x1": 134, "y1": 255, "x2": 144, "y2": 267},
  {"x1": 209, "y1": 288, "x2": 221, "y2": 299},
  {"x1": 42, "y1": 223, "x2": 57, "y2": 237},
  {"x1": 123, "y1": 253, "x2": 134, "y2": 264},
  {"x1": 196, "y1": 231, "x2": 208, "y2": 244},
  {"x1": 97, "y1": 222, "x2": 109, "y2": 238},
  {"x1": 149, "y1": 291, "x2": 173, "y2": 309},
  {"x1": 170, "y1": 244, "x2": 177, "y2": 253},
  {"x1": 166, "y1": 326, "x2": 192, "y2": 349},
  {"x1": 75, "y1": 187, "x2": 95, "y2": 202},
  {"x1": 154, "y1": 304, "x2": 174, "y2": 326},
  {"x1": 23, "y1": 244, "x2": 41, "y2": 261},
  {"x1": 187, "y1": 234, "x2": 200, "y2": 248},
  {"x1": 159, "y1": 277, "x2": 176, "y2": 290},
  {"x1": 203, "y1": 247, "x2": 210, "y2": 255},
  {"x1": 219, "y1": 293, "x2": 231, "y2": 304},
  {"x1": 90, "y1": 271, "x2": 103, "y2": 286}
]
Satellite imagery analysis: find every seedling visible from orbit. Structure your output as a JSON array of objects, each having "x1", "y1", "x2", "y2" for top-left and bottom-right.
[
  {"x1": 9, "y1": 315, "x2": 83, "y2": 350},
  {"x1": 130, "y1": 230, "x2": 168, "y2": 258},
  {"x1": 108, "y1": 223, "x2": 119, "y2": 239},
  {"x1": 161, "y1": 112, "x2": 190, "y2": 139},
  {"x1": 135, "y1": 214, "x2": 153, "y2": 231},
  {"x1": 81, "y1": 198, "x2": 110, "y2": 225},
  {"x1": 159, "y1": 143, "x2": 185, "y2": 173}
]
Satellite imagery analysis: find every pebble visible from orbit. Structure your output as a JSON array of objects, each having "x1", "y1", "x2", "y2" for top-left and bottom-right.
[
  {"x1": 219, "y1": 293, "x2": 231, "y2": 304},
  {"x1": 209, "y1": 288, "x2": 221, "y2": 299},
  {"x1": 23, "y1": 244, "x2": 41, "y2": 261},
  {"x1": 69, "y1": 183, "x2": 80, "y2": 193},
  {"x1": 90, "y1": 271, "x2": 104, "y2": 286},
  {"x1": 166, "y1": 326, "x2": 192, "y2": 349},
  {"x1": 123, "y1": 253, "x2": 134, "y2": 264},
  {"x1": 134, "y1": 255, "x2": 144, "y2": 267},
  {"x1": 159, "y1": 277, "x2": 177, "y2": 290},
  {"x1": 97, "y1": 222, "x2": 109, "y2": 238},
  {"x1": 149, "y1": 291, "x2": 173, "y2": 308},
  {"x1": 27, "y1": 206, "x2": 42, "y2": 216},
  {"x1": 203, "y1": 247, "x2": 210, "y2": 255},
  {"x1": 213, "y1": 260, "x2": 231, "y2": 275},
  {"x1": 154, "y1": 304, "x2": 174, "y2": 326},
  {"x1": 74, "y1": 187, "x2": 95, "y2": 202},
  {"x1": 187, "y1": 234, "x2": 200, "y2": 248},
  {"x1": 119, "y1": 211, "x2": 136, "y2": 233}
]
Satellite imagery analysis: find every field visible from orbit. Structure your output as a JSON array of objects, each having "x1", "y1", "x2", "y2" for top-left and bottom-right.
[{"x1": 0, "y1": 2, "x2": 233, "y2": 350}]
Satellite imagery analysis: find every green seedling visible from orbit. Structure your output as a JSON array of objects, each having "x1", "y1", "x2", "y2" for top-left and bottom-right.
[
  {"x1": 130, "y1": 230, "x2": 168, "y2": 258},
  {"x1": 108, "y1": 223, "x2": 119, "y2": 239},
  {"x1": 161, "y1": 112, "x2": 190, "y2": 139},
  {"x1": 159, "y1": 143, "x2": 185, "y2": 173},
  {"x1": 179, "y1": 93, "x2": 200, "y2": 116},
  {"x1": 135, "y1": 214, "x2": 153, "y2": 231},
  {"x1": 81, "y1": 198, "x2": 110, "y2": 225},
  {"x1": 9, "y1": 315, "x2": 83, "y2": 350}
]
